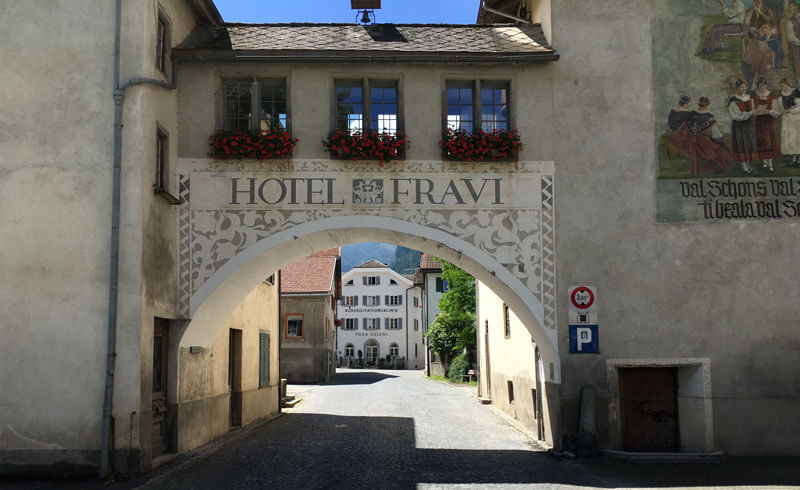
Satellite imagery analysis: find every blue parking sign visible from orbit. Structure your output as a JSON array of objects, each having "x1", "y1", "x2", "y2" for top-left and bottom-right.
[{"x1": 569, "y1": 324, "x2": 599, "y2": 353}]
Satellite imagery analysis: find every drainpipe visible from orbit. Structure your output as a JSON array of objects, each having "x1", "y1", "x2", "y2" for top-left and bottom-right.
[
  {"x1": 100, "y1": 0, "x2": 179, "y2": 476},
  {"x1": 480, "y1": 0, "x2": 531, "y2": 24},
  {"x1": 404, "y1": 284, "x2": 413, "y2": 366}
]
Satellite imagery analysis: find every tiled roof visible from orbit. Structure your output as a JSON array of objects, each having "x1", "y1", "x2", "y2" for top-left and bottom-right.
[
  {"x1": 176, "y1": 23, "x2": 556, "y2": 61},
  {"x1": 419, "y1": 253, "x2": 442, "y2": 271},
  {"x1": 310, "y1": 247, "x2": 340, "y2": 258},
  {"x1": 281, "y1": 256, "x2": 338, "y2": 294},
  {"x1": 413, "y1": 267, "x2": 424, "y2": 285},
  {"x1": 354, "y1": 260, "x2": 389, "y2": 269}
]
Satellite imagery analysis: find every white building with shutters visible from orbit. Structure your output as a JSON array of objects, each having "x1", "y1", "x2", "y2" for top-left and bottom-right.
[{"x1": 336, "y1": 260, "x2": 425, "y2": 369}]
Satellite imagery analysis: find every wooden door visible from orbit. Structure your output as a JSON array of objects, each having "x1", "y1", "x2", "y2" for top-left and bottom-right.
[
  {"x1": 151, "y1": 319, "x2": 169, "y2": 458},
  {"x1": 619, "y1": 367, "x2": 679, "y2": 452}
]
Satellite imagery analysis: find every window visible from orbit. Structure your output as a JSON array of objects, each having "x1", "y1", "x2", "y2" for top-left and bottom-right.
[
  {"x1": 156, "y1": 9, "x2": 170, "y2": 75},
  {"x1": 258, "y1": 332, "x2": 270, "y2": 388},
  {"x1": 285, "y1": 314, "x2": 303, "y2": 338},
  {"x1": 389, "y1": 343, "x2": 399, "y2": 357},
  {"x1": 413, "y1": 296, "x2": 419, "y2": 307},
  {"x1": 503, "y1": 303, "x2": 511, "y2": 338},
  {"x1": 446, "y1": 80, "x2": 509, "y2": 132},
  {"x1": 264, "y1": 274, "x2": 275, "y2": 285},
  {"x1": 345, "y1": 344, "x2": 354, "y2": 357},
  {"x1": 363, "y1": 276, "x2": 380, "y2": 286},
  {"x1": 364, "y1": 318, "x2": 380, "y2": 330},
  {"x1": 335, "y1": 80, "x2": 399, "y2": 134},
  {"x1": 414, "y1": 319, "x2": 419, "y2": 331},
  {"x1": 387, "y1": 295, "x2": 402, "y2": 306},
  {"x1": 507, "y1": 380, "x2": 515, "y2": 403},
  {"x1": 386, "y1": 318, "x2": 402, "y2": 330},
  {"x1": 435, "y1": 277, "x2": 449, "y2": 293},
  {"x1": 414, "y1": 343, "x2": 418, "y2": 357},
  {"x1": 346, "y1": 279, "x2": 354, "y2": 285},
  {"x1": 389, "y1": 279, "x2": 397, "y2": 285},
  {"x1": 344, "y1": 295, "x2": 358, "y2": 306},
  {"x1": 343, "y1": 318, "x2": 356, "y2": 330},
  {"x1": 155, "y1": 126, "x2": 169, "y2": 191},
  {"x1": 364, "y1": 295, "x2": 380, "y2": 306},
  {"x1": 222, "y1": 78, "x2": 288, "y2": 131}
]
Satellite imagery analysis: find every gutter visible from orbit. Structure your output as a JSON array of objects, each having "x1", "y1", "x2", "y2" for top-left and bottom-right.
[
  {"x1": 100, "y1": 1, "x2": 180, "y2": 476},
  {"x1": 174, "y1": 50, "x2": 559, "y2": 63}
]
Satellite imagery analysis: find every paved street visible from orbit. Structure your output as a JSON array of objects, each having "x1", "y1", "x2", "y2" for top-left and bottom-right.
[
  {"x1": 133, "y1": 369, "x2": 800, "y2": 489},
  {"x1": 6, "y1": 369, "x2": 798, "y2": 489}
]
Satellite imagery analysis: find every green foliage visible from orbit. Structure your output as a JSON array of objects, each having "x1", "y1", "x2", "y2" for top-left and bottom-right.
[
  {"x1": 447, "y1": 352, "x2": 470, "y2": 383},
  {"x1": 425, "y1": 312, "x2": 461, "y2": 359},
  {"x1": 438, "y1": 260, "x2": 476, "y2": 315}
]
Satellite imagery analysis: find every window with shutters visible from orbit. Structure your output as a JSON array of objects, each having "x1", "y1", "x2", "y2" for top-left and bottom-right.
[
  {"x1": 413, "y1": 296, "x2": 419, "y2": 307},
  {"x1": 365, "y1": 318, "x2": 380, "y2": 330},
  {"x1": 435, "y1": 277, "x2": 449, "y2": 292},
  {"x1": 364, "y1": 276, "x2": 379, "y2": 285},
  {"x1": 387, "y1": 295, "x2": 402, "y2": 306},
  {"x1": 344, "y1": 295, "x2": 358, "y2": 306},
  {"x1": 343, "y1": 318, "x2": 356, "y2": 330},
  {"x1": 258, "y1": 331, "x2": 270, "y2": 388},
  {"x1": 364, "y1": 295, "x2": 380, "y2": 306},
  {"x1": 387, "y1": 318, "x2": 401, "y2": 330},
  {"x1": 414, "y1": 319, "x2": 419, "y2": 331}
]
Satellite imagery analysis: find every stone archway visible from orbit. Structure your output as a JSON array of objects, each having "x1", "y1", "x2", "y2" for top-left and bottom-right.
[{"x1": 176, "y1": 158, "x2": 558, "y2": 379}]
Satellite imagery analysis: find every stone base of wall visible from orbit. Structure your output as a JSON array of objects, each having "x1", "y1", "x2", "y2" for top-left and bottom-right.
[
  {"x1": 0, "y1": 449, "x2": 98, "y2": 478},
  {"x1": 430, "y1": 361, "x2": 447, "y2": 377}
]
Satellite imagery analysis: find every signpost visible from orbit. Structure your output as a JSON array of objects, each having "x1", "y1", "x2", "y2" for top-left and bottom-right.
[{"x1": 568, "y1": 285, "x2": 598, "y2": 354}]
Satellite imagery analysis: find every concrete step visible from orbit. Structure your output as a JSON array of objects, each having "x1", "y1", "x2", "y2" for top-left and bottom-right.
[{"x1": 281, "y1": 396, "x2": 302, "y2": 408}]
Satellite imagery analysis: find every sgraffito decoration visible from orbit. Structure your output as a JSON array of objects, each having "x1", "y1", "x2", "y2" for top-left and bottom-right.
[
  {"x1": 177, "y1": 159, "x2": 556, "y2": 332},
  {"x1": 656, "y1": 0, "x2": 800, "y2": 221}
]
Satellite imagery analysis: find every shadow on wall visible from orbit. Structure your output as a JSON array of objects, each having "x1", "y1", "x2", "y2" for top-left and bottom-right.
[{"x1": 323, "y1": 370, "x2": 400, "y2": 386}]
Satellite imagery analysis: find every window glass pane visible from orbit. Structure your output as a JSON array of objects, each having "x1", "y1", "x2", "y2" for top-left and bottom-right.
[
  {"x1": 447, "y1": 86, "x2": 473, "y2": 131},
  {"x1": 259, "y1": 81, "x2": 287, "y2": 131},
  {"x1": 447, "y1": 87, "x2": 460, "y2": 104},
  {"x1": 481, "y1": 86, "x2": 508, "y2": 132},
  {"x1": 336, "y1": 85, "x2": 363, "y2": 132},
  {"x1": 370, "y1": 86, "x2": 398, "y2": 134},
  {"x1": 224, "y1": 81, "x2": 251, "y2": 130}
]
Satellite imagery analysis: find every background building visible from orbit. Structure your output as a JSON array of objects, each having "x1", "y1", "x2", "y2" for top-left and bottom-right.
[
  {"x1": 280, "y1": 248, "x2": 341, "y2": 383},
  {"x1": 337, "y1": 261, "x2": 423, "y2": 369},
  {"x1": 417, "y1": 253, "x2": 446, "y2": 375}
]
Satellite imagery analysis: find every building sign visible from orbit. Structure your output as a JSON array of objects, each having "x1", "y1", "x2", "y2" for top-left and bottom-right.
[
  {"x1": 654, "y1": 2, "x2": 800, "y2": 222},
  {"x1": 342, "y1": 307, "x2": 400, "y2": 313},
  {"x1": 568, "y1": 285, "x2": 598, "y2": 354}
]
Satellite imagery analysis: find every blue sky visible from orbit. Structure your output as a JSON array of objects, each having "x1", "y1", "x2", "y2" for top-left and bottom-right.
[{"x1": 212, "y1": 0, "x2": 479, "y2": 24}]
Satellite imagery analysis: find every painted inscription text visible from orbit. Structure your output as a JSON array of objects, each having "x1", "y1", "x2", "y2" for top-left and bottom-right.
[{"x1": 679, "y1": 178, "x2": 800, "y2": 219}]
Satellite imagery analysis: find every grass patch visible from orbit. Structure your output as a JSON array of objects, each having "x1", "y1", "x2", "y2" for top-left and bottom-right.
[{"x1": 427, "y1": 374, "x2": 477, "y2": 386}]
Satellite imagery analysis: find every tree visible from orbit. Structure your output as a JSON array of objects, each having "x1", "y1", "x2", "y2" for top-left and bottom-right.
[{"x1": 425, "y1": 259, "x2": 477, "y2": 366}]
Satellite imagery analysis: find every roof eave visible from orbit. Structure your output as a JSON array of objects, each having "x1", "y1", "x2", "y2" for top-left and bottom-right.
[{"x1": 175, "y1": 49, "x2": 559, "y2": 63}]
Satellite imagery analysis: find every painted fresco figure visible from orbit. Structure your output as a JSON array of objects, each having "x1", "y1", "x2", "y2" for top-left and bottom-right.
[
  {"x1": 698, "y1": 0, "x2": 746, "y2": 57},
  {"x1": 783, "y1": 4, "x2": 800, "y2": 77},
  {"x1": 685, "y1": 97, "x2": 731, "y2": 175},
  {"x1": 752, "y1": 77, "x2": 782, "y2": 171},
  {"x1": 728, "y1": 79, "x2": 762, "y2": 174},
  {"x1": 666, "y1": 95, "x2": 694, "y2": 157},
  {"x1": 779, "y1": 78, "x2": 800, "y2": 166}
]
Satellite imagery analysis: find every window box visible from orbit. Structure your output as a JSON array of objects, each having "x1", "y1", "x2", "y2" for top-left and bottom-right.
[
  {"x1": 323, "y1": 129, "x2": 407, "y2": 166},
  {"x1": 208, "y1": 129, "x2": 297, "y2": 160},
  {"x1": 439, "y1": 128, "x2": 522, "y2": 162}
]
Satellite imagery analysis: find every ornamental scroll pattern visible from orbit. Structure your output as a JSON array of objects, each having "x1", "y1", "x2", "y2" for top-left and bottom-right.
[{"x1": 188, "y1": 208, "x2": 542, "y2": 298}]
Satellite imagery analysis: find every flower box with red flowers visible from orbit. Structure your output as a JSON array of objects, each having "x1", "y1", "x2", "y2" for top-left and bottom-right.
[
  {"x1": 208, "y1": 129, "x2": 297, "y2": 160},
  {"x1": 439, "y1": 128, "x2": 522, "y2": 162},
  {"x1": 322, "y1": 130, "x2": 407, "y2": 166}
]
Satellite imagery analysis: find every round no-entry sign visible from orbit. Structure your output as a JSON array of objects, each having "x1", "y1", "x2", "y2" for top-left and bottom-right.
[{"x1": 570, "y1": 287, "x2": 594, "y2": 309}]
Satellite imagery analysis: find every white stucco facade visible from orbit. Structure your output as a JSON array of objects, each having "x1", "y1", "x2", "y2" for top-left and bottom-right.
[{"x1": 336, "y1": 263, "x2": 424, "y2": 369}]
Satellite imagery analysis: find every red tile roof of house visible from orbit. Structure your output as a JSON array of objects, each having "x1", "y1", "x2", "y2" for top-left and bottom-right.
[
  {"x1": 354, "y1": 259, "x2": 389, "y2": 269},
  {"x1": 310, "y1": 247, "x2": 341, "y2": 258},
  {"x1": 281, "y1": 255, "x2": 339, "y2": 294},
  {"x1": 419, "y1": 253, "x2": 442, "y2": 271}
]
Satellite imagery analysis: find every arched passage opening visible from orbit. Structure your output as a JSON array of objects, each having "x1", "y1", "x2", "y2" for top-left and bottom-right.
[
  {"x1": 181, "y1": 215, "x2": 558, "y2": 372},
  {"x1": 168, "y1": 215, "x2": 561, "y2": 456}
]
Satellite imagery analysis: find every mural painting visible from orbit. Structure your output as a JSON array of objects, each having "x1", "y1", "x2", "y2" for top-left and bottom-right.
[{"x1": 656, "y1": 0, "x2": 800, "y2": 221}]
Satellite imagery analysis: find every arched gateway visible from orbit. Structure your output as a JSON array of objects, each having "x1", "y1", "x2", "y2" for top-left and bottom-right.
[{"x1": 177, "y1": 157, "x2": 559, "y2": 378}]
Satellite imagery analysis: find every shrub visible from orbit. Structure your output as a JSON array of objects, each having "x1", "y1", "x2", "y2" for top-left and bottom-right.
[{"x1": 447, "y1": 352, "x2": 470, "y2": 383}]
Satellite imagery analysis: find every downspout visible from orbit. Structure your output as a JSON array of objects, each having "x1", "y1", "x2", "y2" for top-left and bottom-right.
[
  {"x1": 99, "y1": 0, "x2": 124, "y2": 477},
  {"x1": 100, "y1": 0, "x2": 179, "y2": 475},
  {"x1": 405, "y1": 284, "x2": 413, "y2": 366},
  {"x1": 480, "y1": 0, "x2": 531, "y2": 24}
]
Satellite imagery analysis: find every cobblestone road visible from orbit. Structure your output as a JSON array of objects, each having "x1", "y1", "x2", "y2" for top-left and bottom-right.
[{"x1": 128, "y1": 369, "x2": 800, "y2": 489}]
